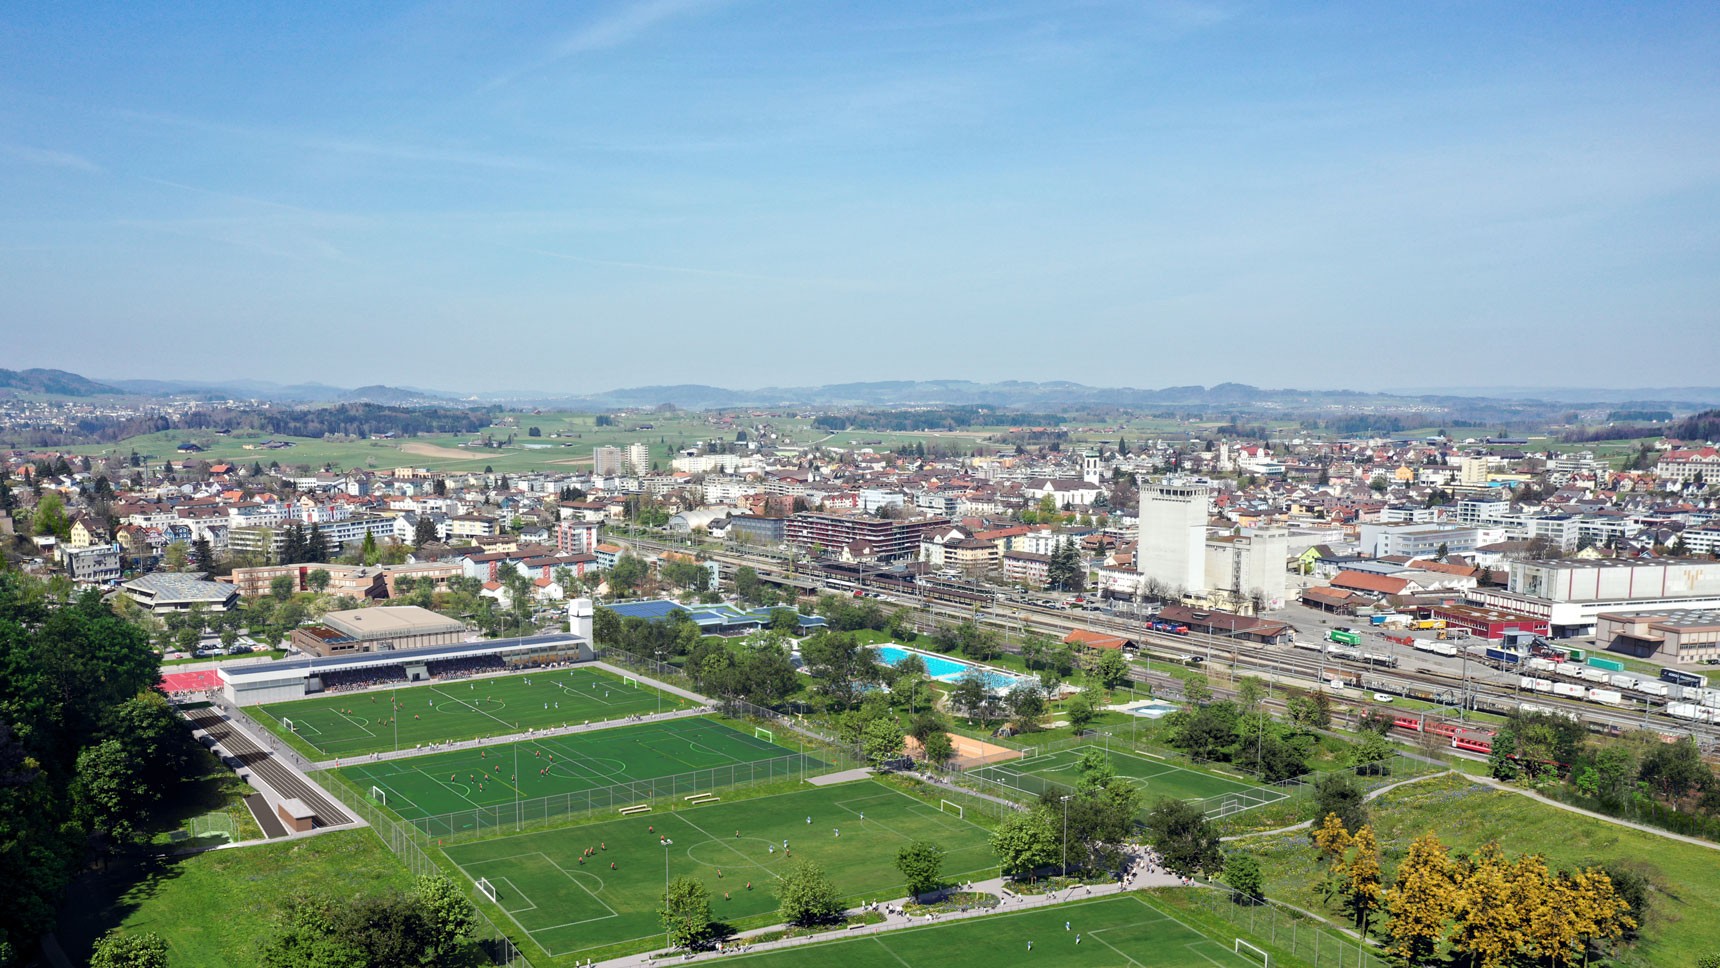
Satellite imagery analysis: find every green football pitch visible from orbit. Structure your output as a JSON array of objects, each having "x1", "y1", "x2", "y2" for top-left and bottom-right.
[
  {"x1": 338, "y1": 718, "x2": 813, "y2": 825},
  {"x1": 724, "y1": 893, "x2": 1257, "y2": 968},
  {"x1": 972, "y1": 745, "x2": 1285, "y2": 815},
  {"x1": 254, "y1": 666, "x2": 692, "y2": 758},
  {"x1": 443, "y1": 780, "x2": 999, "y2": 960}
]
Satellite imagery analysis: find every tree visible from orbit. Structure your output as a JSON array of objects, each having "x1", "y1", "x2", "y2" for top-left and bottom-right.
[
  {"x1": 896, "y1": 841, "x2": 946, "y2": 899},
  {"x1": 269, "y1": 574, "x2": 296, "y2": 601},
  {"x1": 1047, "y1": 540, "x2": 1085, "y2": 592},
  {"x1": 1143, "y1": 797, "x2": 1222, "y2": 878},
  {"x1": 190, "y1": 535, "x2": 214, "y2": 572},
  {"x1": 1222, "y1": 852, "x2": 1264, "y2": 904},
  {"x1": 1448, "y1": 842, "x2": 1523, "y2": 968},
  {"x1": 1638, "y1": 735, "x2": 1710, "y2": 802},
  {"x1": 1311, "y1": 774, "x2": 1368, "y2": 837},
  {"x1": 1065, "y1": 688, "x2": 1100, "y2": 733},
  {"x1": 33, "y1": 491, "x2": 71, "y2": 540},
  {"x1": 800, "y1": 632, "x2": 882, "y2": 710},
  {"x1": 1091, "y1": 649, "x2": 1130, "y2": 689},
  {"x1": 733, "y1": 566, "x2": 762, "y2": 604},
  {"x1": 70, "y1": 739, "x2": 150, "y2": 845},
  {"x1": 360, "y1": 530, "x2": 379, "y2": 565},
  {"x1": 414, "y1": 874, "x2": 476, "y2": 961},
  {"x1": 991, "y1": 808, "x2": 1060, "y2": 880},
  {"x1": 776, "y1": 860, "x2": 842, "y2": 926},
  {"x1": 1236, "y1": 676, "x2": 1266, "y2": 711},
  {"x1": 89, "y1": 930, "x2": 168, "y2": 968},
  {"x1": 1487, "y1": 727, "x2": 1520, "y2": 781},
  {"x1": 162, "y1": 540, "x2": 190, "y2": 573},
  {"x1": 608, "y1": 554, "x2": 649, "y2": 594},
  {"x1": 1343, "y1": 825, "x2": 1385, "y2": 933},
  {"x1": 1350, "y1": 730, "x2": 1396, "y2": 776},
  {"x1": 862, "y1": 716, "x2": 906, "y2": 767},
  {"x1": 922, "y1": 730, "x2": 955, "y2": 768},
  {"x1": 306, "y1": 569, "x2": 332, "y2": 594},
  {"x1": 1182, "y1": 675, "x2": 1211, "y2": 704},
  {"x1": 1005, "y1": 683, "x2": 1046, "y2": 732},
  {"x1": 660, "y1": 875, "x2": 714, "y2": 950},
  {"x1": 1383, "y1": 832, "x2": 1458, "y2": 966},
  {"x1": 413, "y1": 516, "x2": 439, "y2": 550}
]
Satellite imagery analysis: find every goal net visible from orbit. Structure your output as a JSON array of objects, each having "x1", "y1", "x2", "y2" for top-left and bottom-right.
[
  {"x1": 939, "y1": 799, "x2": 964, "y2": 820},
  {"x1": 755, "y1": 726, "x2": 775, "y2": 744},
  {"x1": 475, "y1": 877, "x2": 498, "y2": 903},
  {"x1": 1234, "y1": 939, "x2": 1268, "y2": 968},
  {"x1": 623, "y1": 676, "x2": 639, "y2": 688},
  {"x1": 282, "y1": 718, "x2": 295, "y2": 733},
  {"x1": 369, "y1": 786, "x2": 387, "y2": 806}
]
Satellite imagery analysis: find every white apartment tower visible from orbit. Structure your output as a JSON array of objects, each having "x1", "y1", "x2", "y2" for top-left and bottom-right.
[
  {"x1": 1138, "y1": 481, "x2": 1212, "y2": 594},
  {"x1": 626, "y1": 442, "x2": 651, "y2": 475}
]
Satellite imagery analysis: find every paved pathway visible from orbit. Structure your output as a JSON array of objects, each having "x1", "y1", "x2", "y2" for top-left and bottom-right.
[
  {"x1": 1220, "y1": 770, "x2": 1451, "y2": 841},
  {"x1": 599, "y1": 848, "x2": 1187, "y2": 968}
]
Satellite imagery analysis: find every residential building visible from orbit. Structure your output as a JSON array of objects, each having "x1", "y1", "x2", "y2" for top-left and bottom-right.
[
  {"x1": 64, "y1": 545, "x2": 121, "y2": 584},
  {"x1": 593, "y1": 446, "x2": 625, "y2": 475},
  {"x1": 626, "y1": 442, "x2": 651, "y2": 475},
  {"x1": 785, "y1": 511, "x2": 950, "y2": 562}
]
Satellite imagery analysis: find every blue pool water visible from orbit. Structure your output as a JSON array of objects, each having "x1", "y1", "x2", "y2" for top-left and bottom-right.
[{"x1": 873, "y1": 644, "x2": 1025, "y2": 690}]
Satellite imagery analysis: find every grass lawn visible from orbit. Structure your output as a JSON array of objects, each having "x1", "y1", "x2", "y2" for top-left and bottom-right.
[
  {"x1": 442, "y1": 779, "x2": 999, "y2": 962},
  {"x1": 1231, "y1": 772, "x2": 1720, "y2": 968},
  {"x1": 254, "y1": 665, "x2": 693, "y2": 758},
  {"x1": 57, "y1": 829, "x2": 412, "y2": 968},
  {"x1": 971, "y1": 744, "x2": 1284, "y2": 815},
  {"x1": 338, "y1": 717, "x2": 813, "y2": 827},
  {"x1": 721, "y1": 893, "x2": 1257, "y2": 968}
]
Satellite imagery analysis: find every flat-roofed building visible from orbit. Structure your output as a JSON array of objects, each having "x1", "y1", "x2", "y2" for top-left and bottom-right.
[
  {"x1": 122, "y1": 572, "x2": 239, "y2": 615},
  {"x1": 291, "y1": 605, "x2": 465, "y2": 656},
  {"x1": 1596, "y1": 609, "x2": 1720, "y2": 664}
]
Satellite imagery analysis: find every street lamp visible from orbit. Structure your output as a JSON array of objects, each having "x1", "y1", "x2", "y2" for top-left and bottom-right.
[
  {"x1": 664, "y1": 839, "x2": 673, "y2": 952},
  {"x1": 1060, "y1": 795, "x2": 1072, "y2": 880}
]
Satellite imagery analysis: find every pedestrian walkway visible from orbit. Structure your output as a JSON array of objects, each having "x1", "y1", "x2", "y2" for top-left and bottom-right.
[{"x1": 598, "y1": 845, "x2": 1186, "y2": 968}]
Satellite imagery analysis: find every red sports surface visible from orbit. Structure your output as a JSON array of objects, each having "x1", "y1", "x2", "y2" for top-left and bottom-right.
[{"x1": 160, "y1": 669, "x2": 222, "y2": 694}]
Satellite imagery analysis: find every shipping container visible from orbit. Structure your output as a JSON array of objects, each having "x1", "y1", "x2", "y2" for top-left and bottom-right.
[
  {"x1": 1484, "y1": 647, "x2": 1522, "y2": 665},
  {"x1": 1527, "y1": 657, "x2": 1557, "y2": 673},
  {"x1": 1578, "y1": 667, "x2": 1610, "y2": 683},
  {"x1": 1638, "y1": 682, "x2": 1670, "y2": 698},
  {"x1": 1607, "y1": 674, "x2": 1638, "y2": 690},
  {"x1": 1586, "y1": 657, "x2": 1625, "y2": 672},
  {"x1": 1587, "y1": 688, "x2": 1624, "y2": 706},
  {"x1": 1327, "y1": 629, "x2": 1362, "y2": 647},
  {"x1": 1552, "y1": 682, "x2": 1586, "y2": 698},
  {"x1": 1559, "y1": 648, "x2": 1587, "y2": 662}
]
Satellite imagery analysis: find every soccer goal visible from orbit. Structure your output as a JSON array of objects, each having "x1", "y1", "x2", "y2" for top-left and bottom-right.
[
  {"x1": 938, "y1": 799, "x2": 964, "y2": 820},
  {"x1": 622, "y1": 675, "x2": 639, "y2": 688},
  {"x1": 369, "y1": 786, "x2": 387, "y2": 806},
  {"x1": 475, "y1": 877, "x2": 498, "y2": 904},
  {"x1": 282, "y1": 718, "x2": 296, "y2": 733},
  {"x1": 1234, "y1": 938, "x2": 1268, "y2": 967},
  {"x1": 754, "y1": 726, "x2": 775, "y2": 744}
]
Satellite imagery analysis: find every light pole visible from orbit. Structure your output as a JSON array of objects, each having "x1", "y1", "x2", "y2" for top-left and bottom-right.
[
  {"x1": 1060, "y1": 795, "x2": 1072, "y2": 880},
  {"x1": 664, "y1": 839, "x2": 672, "y2": 952}
]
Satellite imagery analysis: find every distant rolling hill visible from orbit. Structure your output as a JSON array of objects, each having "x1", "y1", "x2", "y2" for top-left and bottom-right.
[{"x1": 0, "y1": 368, "x2": 119, "y2": 396}]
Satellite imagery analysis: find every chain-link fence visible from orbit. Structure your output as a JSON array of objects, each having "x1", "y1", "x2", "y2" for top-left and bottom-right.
[
  {"x1": 1189, "y1": 885, "x2": 1392, "y2": 968},
  {"x1": 403, "y1": 750, "x2": 838, "y2": 839},
  {"x1": 326, "y1": 781, "x2": 529, "y2": 967}
]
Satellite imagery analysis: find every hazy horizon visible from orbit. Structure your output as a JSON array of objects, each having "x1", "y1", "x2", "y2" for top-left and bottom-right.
[{"x1": 5, "y1": 2, "x2": 1718, "y2": 392}]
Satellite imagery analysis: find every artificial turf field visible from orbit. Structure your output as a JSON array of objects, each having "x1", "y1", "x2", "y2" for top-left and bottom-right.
[
  {"x1": 442, "y1": 780, "x2": 999, "y2": 960},
  {"x1": 726, "y1": 893, "x2": 1254, "y2": 968},
  {"x1": 254, "y1": 665, "x2": 692, "y2": 758},
  {"x1": 972, "y1": 745, "x2": 1285, "y2": 814},
  {"x1": 338, "y1": 718, "x2": 811, "y2": 825}
]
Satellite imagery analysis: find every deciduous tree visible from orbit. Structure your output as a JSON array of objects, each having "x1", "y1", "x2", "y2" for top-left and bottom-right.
[{"x1": 660, "y1": 876, "x2": 714, "y2": 950}]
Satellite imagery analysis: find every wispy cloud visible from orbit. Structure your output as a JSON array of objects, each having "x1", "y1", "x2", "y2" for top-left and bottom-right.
[
  {"x1": 114, "y1": 108, "x2": 555, "y2": 172},
  {"x1": 483, "y1": 0, "x2": 724, "y2": 90},
  {"x1": 1, "y1": 144, "x2": 101, "y2": 173},
  {"x1": 512, "y1": 244, "x2": 858, "y2": 288}
]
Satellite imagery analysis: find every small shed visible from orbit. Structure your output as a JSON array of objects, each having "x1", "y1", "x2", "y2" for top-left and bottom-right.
[{"x1": 277, "y1": 798, "x2": 316, "y2": 833}]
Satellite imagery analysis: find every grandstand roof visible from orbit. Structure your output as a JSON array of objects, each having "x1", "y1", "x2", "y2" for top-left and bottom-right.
[{"x1": 215, "y1": 633, "x2": 584, "y2": 687}]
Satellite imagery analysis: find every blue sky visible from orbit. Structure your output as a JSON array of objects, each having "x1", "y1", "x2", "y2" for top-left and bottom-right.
[{"x1": 3, "y1": 1, "x2": 1718, "y2": 394}]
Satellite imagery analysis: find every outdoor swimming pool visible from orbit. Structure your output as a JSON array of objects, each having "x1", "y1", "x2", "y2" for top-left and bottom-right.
[{"x1": 872, "y1": 644, "x2": 1028, "y2": 690}]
